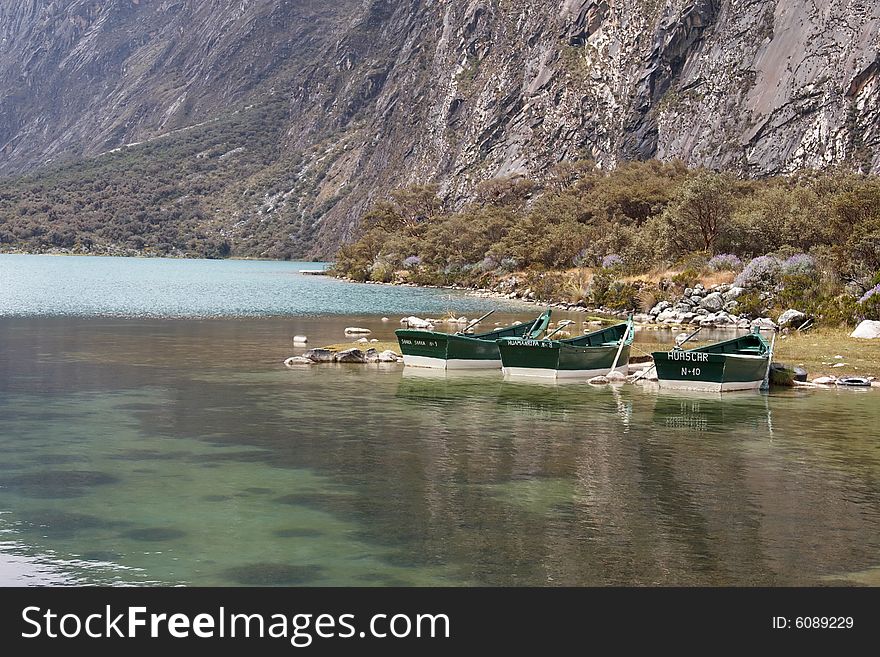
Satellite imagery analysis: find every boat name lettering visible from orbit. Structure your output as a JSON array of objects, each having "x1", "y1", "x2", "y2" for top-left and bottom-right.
[
  {"x1": 507, "y1": 340, "x2": 553, "y2": 348},
  {"x1": 681, "y1": 367, "x2": 702, "y2": 377},
  {"x1": 667, "y1": 351, "x2": 709, "y2": 362},
  {"x1": 399, "y1": 339, "x2": 439, "y2": 347}
]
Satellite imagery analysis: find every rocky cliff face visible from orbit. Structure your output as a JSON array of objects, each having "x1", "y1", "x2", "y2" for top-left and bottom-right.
[{"x1": 1, "y1": 0, "x2": 878, "y2": 256}]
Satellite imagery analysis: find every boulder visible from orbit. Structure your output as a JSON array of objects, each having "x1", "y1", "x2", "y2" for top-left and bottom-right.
[
  {"x1": 700, "y1": 292, "x2": 724, "y2": 312},
  {"x1": 588, "y1": 375, "x2": 610, "y2": 385},
  {"x1": 684, "y1": 287, "x2": 694, "y2": 297},
  {"x1": 695, "y1": 308, "x2": 709, "y2": 316},
  {"x1": 851, "y1": 320, "x2": 880, "y2": 339},
  {"x1": 713, "y1": 312, "x2": 733, "y2": 325},
  {"x1": 656, "y1": 309, "x2": 678, "y2": 323},
  {"x1": 364, "y1": 348, "x2": 380, "y2": 363},
  {"x1": 723, "y1": 287, "x2": 746, "y2": 302},
  {"x1": 650, "y1": 301, "x2": 670, "y2": 316},
  {"x1": 292, "y1": 335, "x2": 308, "y2": 345},
  {"x1": 344, "y1": 327, "x2": 371, "y2": 334},
  {"x1": 632, "y1": 313, "x2": 652, "y2": 324},
  {"x1": 606, "y1": 370, "x2": 626, "y2": 382},
  {"x1": 303, "y1": 348, "x2": 335, "y2": 363},
  {"x1": 381, "y1": 317, "x2": 390, "y2": 322},
  {"x1": 378, "y1": 350, "x2": 400, "y2": 363},
  {"x1": 690, "y1": 295, "x2": 703, "y2": 304},
  {"x1": 694, "y1": 283, "x2": 705, "y2": 291},
  {"x1": 335, "y1": 348, "x2": 366, "y2": 363},
  {"x1": 679, "y1": 312, "x2": 696, "y2": 324},
  {"x1": 777, "y1": 309, "x2": 808, "y2": 329},
  {"x1": 812, "y1": 376, "x2": 837, "y2": 385},
  {"x1": 284, "y1": 356, "x2": 313, "y2": 366},
  {"x1": 723, "y1": 300, "x2": 739, "y2": 312},
  {"x1": 750, "y1": 318, "x2": 777, "y2": 331},
  {"x1": 401, "y1": 316, "x2": 433, "y2": 329}
]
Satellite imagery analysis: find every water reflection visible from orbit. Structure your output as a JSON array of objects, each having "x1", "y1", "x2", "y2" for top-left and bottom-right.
[{"x1": 1, "y1": 317, "x2": 880, "y2": 586}]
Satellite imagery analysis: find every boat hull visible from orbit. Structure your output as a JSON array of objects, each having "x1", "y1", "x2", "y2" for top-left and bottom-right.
[
  {"x1": 396, "y1": 330, "x2": 503, "y2": 370},
  {"x1": 653, "y1": 351, "x2": 769, "y2": 392},
  {"x1": 499, "y1": 339, "x2": 631, "y2": 379}
]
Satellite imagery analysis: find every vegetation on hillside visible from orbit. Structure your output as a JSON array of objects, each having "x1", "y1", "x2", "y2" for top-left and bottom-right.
[
  {"x1": 0, "y1": 97, "x2": 348, "y2": 260},
  {"x1": 333, "y1": 161, "x2": 880, "y2": 325}
]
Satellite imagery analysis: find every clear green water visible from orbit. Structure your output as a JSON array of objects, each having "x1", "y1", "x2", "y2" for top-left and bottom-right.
[{"x1": 1, "y1": 257, "x2": 880, "y2": 586}]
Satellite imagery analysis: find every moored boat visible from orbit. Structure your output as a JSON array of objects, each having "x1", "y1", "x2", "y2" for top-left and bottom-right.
[
  {"x1": 652, "y1": 329, "x2": 771, "y2": 392},
  {"x1": 497, "y1": 319, "x2": 634, "y2": 379},
  {"x1": 396, "y1": 310, "x2": 551, "y2": 369}
]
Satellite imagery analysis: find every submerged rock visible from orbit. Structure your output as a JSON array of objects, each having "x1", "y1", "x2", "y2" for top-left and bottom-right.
[
  {"x1": 292, "y1": 335, "x2": 308, "y2": 345},
  {"x1": 284, "y1": 356, "x2": 313, "y2": 366},
  {"x1": 344, "y1": 327, "x2": 371, "y2": 334}
]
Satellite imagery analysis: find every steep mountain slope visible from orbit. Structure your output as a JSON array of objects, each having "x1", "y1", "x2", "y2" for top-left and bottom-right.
[{"x1": 0, "y1": 0, "x2": 878, "y2": 258}]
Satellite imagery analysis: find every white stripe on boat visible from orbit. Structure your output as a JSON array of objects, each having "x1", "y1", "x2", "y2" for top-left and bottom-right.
[
  {"x1": 403, "y1": 355, "x2": 501, "y2": 370},
  {"x1": 657, "y1": 379, "x2": 764, "y2": 392},
  {"x1": 502, "y1": 365, "x2": 628, "y2": 379}
]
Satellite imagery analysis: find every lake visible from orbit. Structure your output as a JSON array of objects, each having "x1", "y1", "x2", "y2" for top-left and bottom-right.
[{"x1": 2, "y1": 255, "x2": 880, "y2": 586}]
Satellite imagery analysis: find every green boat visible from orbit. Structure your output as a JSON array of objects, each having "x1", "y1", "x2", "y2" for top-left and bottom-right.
[
  {"x1": 497, "y1": 319, "x2": 634, "y2": 379},
  {"x1": 652, "y1": 329, "x2": 771, "y2": 392},
  {"x1": 396, "y1": 310, "x2": 551, "y2": 370}
]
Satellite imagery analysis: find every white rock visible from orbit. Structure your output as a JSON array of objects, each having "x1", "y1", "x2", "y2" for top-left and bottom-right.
[
  {"x1": 370, "y1": 338, "x2": 379, "y2": 342},
  {"x1": 777, "y1": 309, "x2": 808, "y2": 328},
  {"x1": 700, "y1": 292, "x2": 724, "y2": 312},
  {"x1": 357, "y1": 337, "x2": 369, "y2": 343},
  {"x1": 381, "y1": 317, "x2": 390, "y2": 322},
  {"x1": 284, "y1": 356, "x2": 313, "y2": 366},
  {"x1": 345, "y1": 327, "x2": 371, "y2": 334},
  {"x1": 751, "y1": 318, "x2": 777, "y2": 330},
  {"x1": 606, "y1": 370, "x2": 626, "y2": 382},
  {"x1": 378, "y1": 350, "x2": 400, "y2": 363},
  {"x1": 632, "y1": 313, "x2": 652, "y2": 324},
  {"x1": 292, "y1": 335, "x2": 308, "y2": 344},
  {"x1": 851, "y1": 320, "x2": 880, "y2": 339},
  {"x1": 588, "y1": 375, "x2": 610, "y2": 385},
  {"x1": 812, "y1": 376, "x2": 837, "y2": 385},
  {"x1": 831, "y1": 362, "x2": 847, "y2": 368}
]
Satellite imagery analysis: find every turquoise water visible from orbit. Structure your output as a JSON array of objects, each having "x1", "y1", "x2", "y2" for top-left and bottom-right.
[
  {"x1": 0, "y1": 254, "x2": 519, "y2": 317},
  {"x1": 2, "y1": 256, "x2": 880, "y2": 586}
]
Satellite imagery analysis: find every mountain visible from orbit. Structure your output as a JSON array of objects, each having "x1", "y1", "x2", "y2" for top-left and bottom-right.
[{"x1": 0, "y1": 0, "x2": 878, "y2": 258}]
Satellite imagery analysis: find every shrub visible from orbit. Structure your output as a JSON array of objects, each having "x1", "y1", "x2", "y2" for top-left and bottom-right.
[
  {"x1": 781, "y1": 253, "x2": 816, "y2": 277},
  {"x1": 733, "y1": 291, "x2": 766, "y2": 318},
  {"x1": 734, "y1": 255, "x2": 783, "y2": 289},
  {"x1": 403, "y1": 255, "x2": 421, "y2": 268},
  {"x1": 672, "y1": 268, "x2": 700, "y2": 288},
  {"x1": 859, "y1": 283, "x2": 880, "y2": 320},
  {"x1": 708, "y1": 253, "x2": 742, "y2": 271},
  {"x1": 499, "y1": 257, "x2": 519, "y2": 272},
  {"x1": 602, "y1": 254, "x2": 623, "y2": 269}
]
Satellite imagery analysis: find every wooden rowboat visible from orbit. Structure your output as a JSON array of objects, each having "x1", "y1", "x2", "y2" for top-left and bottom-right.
[
  {"x1": 396, "y1": 310, "x2": 552, "y2": 370},
  {"x1": 652, "y1": 329, "x2": 771, "y2": 392},
  {"x1": 497, "y1": 319, "x2": 634, "y2": 379}
]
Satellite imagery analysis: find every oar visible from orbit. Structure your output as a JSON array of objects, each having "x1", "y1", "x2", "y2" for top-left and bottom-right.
[
  {"x1": 543, "y1": 320, "x2": 574, "y2": 340},
  {"x1": 632, "y1": 326, "x2": 703, "y2": 382},
  {"x1": 457, "y1": 310, "x2": 495, "y2": 334},
  {"x1": 761, "y1": 332, "x2": 776, "y2": 391},
  {"x1": 607, "y1": 319, "x2": 633, "y2": 376}
]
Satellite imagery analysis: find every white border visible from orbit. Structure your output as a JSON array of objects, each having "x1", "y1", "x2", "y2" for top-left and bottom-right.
[
  {"x1": 657, "y1": 379, "x2": 764, "y2": 392},
  {"x1": 403, "y1": 355, "x2": 501, "y2": 370},
  {"x1": 502, "y1": 365, "x2": 628, "y2": 379}
]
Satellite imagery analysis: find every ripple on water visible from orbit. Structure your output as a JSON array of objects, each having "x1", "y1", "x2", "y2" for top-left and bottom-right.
[
  {"x1": 222, "y1": 563, "x2": 325, "y2": 586},
  {"x1": 25, "y1": 509, "x2": 129, "y2": 539},
  {"x1": 272, "y1": 528, "x2": 324, "y2": 539},
  {"x1": 122, "y1": 527, "x2": 188, "y2": 542},
  {"x1": 0, "y1": 470, "x2": 119, "y2": 498}
]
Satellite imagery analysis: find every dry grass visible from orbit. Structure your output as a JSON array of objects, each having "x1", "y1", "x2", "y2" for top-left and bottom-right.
[{"x1": 773, "y1": 328, "x2": 880, "y2": 378}]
